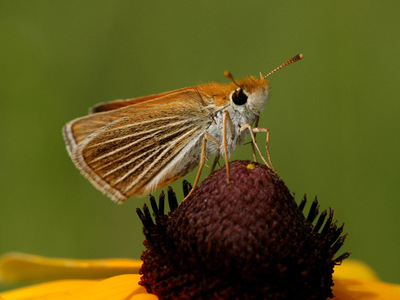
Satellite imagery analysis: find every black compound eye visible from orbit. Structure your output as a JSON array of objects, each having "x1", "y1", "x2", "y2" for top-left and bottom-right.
[{"x1": 232, "y1": 88, "x2": 248, "y2": 105}]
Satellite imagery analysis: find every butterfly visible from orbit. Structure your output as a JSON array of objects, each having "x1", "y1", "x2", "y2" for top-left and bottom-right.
[{"x1": 63, "y1": 54, "x2": 303, "y2": 203}]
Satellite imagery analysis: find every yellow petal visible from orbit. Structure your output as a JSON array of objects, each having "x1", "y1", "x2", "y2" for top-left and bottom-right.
[
  {"x1": 128, "y1": 296, "x2": 159, "y2": 300},
  {"x1": 333, "y1": 260, "x2": 379, "y2": 281},
  {"x1": 0, "y1": 253, "x2": 141, "y2": 283},
  {"x1": 333, "y1": 261, "x2": 400, "y2": 299},
  {"x1": 332, "y1": 278, "x2": 400, "y2": 300},
  {"x1": 1, "y1": 279, "x2": 94, "y2": 299},
  {"x1": 1, "y1": 274, "x2": 158, "y2": 300}
]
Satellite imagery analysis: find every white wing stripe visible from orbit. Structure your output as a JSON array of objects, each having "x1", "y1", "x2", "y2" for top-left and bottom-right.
[
  {"x1": 86, "y1": 120, "x2": 188, "y2": 164},
  {"x1": 122, "y1": 126, "x2": 200, "y2": 192},
  {"x1": 102, "y1": 144, "x2": 165, "y2": 178}
]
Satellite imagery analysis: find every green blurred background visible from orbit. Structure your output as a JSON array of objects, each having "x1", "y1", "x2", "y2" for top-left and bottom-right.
[{"x1": 1, "y1": 1, "x2": 399, "y2": 286}]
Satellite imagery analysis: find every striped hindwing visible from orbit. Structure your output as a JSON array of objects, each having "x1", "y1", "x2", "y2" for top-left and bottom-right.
[{"x1": 63, "y1": 90, "x2": 212, "y2": 203}]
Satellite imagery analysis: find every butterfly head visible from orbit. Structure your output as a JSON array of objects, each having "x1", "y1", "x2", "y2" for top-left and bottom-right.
[
  {"x1": 225, "y1": 73, "x2": 270, "y2": 116},
  {"x1": 225, "y1": 54, "x2": 303, "y2": 116}
]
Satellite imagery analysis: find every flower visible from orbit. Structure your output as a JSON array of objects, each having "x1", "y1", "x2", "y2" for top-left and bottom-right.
[
  {"x1": 1, "y1": 161, "x2": 399, "y2": 299},
  {"x1": 137, "y1": 160, "x2": 349, "y2": 299}
]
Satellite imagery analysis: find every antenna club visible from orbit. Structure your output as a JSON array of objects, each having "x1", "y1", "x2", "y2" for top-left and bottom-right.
[
  {"x1": 224, "y1": 71, "x2": 242, "y2": 88},
  {"x1": 224, "y1": 71, "x2": 232, "y2": 78}
]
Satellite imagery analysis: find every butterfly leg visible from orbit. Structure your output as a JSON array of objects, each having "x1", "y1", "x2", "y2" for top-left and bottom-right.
[
  {"x1": 223, "y1": 110, "x2": 235, "y2": 184},
  {"x1": 249, "y1": 116, "x2": 260, "y2": 162},
  {"x1": 253, "y1": 127, "x2": 274, "y2": 170},
  {"x1": 183, "y1": 133, "x2": 221, "y2": 201},
  {"x1": 240, "y1": 124, "x2": 274, "y2": 170},
  {"x1": 209, "y1": 153, "x2": 220, "y2": 174}
]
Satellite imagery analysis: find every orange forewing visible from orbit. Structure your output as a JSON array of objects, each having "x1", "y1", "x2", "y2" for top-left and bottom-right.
[
  {"x1": 90, "y1": 87, "x2": 192, "y2": 113},
  {"x1": 89, "y1": 81, "x2": 243, "y2": 114},
  {"x1": 63, "y1": 88, "x2": 216, "y2": 202},
  {"x1": 66, "y1": 88, "x2": 205, "y2": 152}
]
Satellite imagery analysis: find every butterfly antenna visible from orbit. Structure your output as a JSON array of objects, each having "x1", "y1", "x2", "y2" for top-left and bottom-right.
[{"x1": 264, "y1": 54, "x2": 303, "y2": 78}]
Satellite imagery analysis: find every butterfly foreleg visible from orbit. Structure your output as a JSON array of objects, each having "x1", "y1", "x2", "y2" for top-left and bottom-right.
[
  {"x1": 249, "y1": 116, "x2": 260, "y2": 162},
  {"x1": 240, "y1": 124, "x2": 274, "y2": 171},
  {"x1": 222, "y1": 110, "x2": 235, "y2": 185}
]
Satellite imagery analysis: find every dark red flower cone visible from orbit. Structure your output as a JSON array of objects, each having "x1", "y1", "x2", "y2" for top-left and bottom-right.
[{"x1": 137, "y1": 160, "x2": 349, "y2": 299}]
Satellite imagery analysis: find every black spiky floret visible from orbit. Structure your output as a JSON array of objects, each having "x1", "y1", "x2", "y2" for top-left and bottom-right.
[{"x1": 137, "y1": 160, "x2": 350, "y2": 299}]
